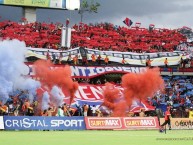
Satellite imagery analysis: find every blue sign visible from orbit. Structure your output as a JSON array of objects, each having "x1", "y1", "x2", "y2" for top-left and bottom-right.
[{"x1": 3, "y1": 116, "x2": 86, "y2": 130}]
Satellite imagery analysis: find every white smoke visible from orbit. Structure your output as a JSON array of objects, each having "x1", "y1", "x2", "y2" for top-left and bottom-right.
[
  {"x1": 42, "y1": 91, "x2": 50, "y2": 110},
  {"x1": 0, "y1": 78, "x2": 13, "y2": 104},
  {"x1": 51, "y1": 86, "x2": 65, "y2": 107},
  {"x1": 18, "y1": 78, "x2": 41, "y2": 103},
  {"x1": 0, "y1": 40, "x2": 41, "y2": 104}
]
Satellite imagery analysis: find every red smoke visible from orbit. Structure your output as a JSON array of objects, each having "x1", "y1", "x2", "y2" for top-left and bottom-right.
[
  {"x1": 102, "y1": 68, "x2": 164, "y2": 116},
  {"x1": 122, "y1": 68, "x2": 164, "y2": 106},
  {"x1": 102, "y1": 83, "x2": 119, "y2": 110},
  {"x1": 102, "y1": 83, "x2": 127, "y2": 117},
  {"x1": 33, "y1": 60, "x2": 78, "y2": 107}
]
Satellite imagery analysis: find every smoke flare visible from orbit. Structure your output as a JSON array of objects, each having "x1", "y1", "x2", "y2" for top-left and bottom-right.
[
  {"x1": 102, "y1": 68, "x2": 164, "y2": 116},
  {"x1": 33, "y1": 60, "x2": 78, "y2": 109},
  {"x1": 0, "y1": 40, "x2": 40, "y2": 104}
]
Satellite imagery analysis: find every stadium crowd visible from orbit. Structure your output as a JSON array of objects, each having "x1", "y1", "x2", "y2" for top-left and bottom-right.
[
  {"x1": 150, "y1": 76, "x2": 193, "y2": 118},
  {"x1": 1, "y1": 20, "x2": 193, "y2": 119},
  {"x1": 1, "y1": 75, "x2": 193, "y2": 118},
  {"x1": 0, "y1": 89, "x2": 102, "y2": 117},
  {"x1": 0, "y1": 20, "x2": 191, "y2": 52}
]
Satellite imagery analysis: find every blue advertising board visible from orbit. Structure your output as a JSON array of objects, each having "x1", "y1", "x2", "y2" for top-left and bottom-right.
[{"x1": 3, "y1": 116, "x2": 86, "y2": 130}]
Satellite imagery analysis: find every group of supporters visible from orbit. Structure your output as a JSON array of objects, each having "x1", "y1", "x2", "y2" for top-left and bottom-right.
[
  {"x1": 0, "y1": 91, "x2": 102, "y2": 117},
  {"x1": 0, "y1": 88, "x2": 103, "y2": 117},
  {"x1": 0, "y1": 90, "x2": 38, "y2": 116},
  {"x1": 0, "y1": 20, "x2": 191, "y2": 53},
  {"x1": 1, "y1": 75, "x2": 193, "y2": 119},
  {"x1": 1, "y1": 21, "x2": 193, "y2": 134},
  {"x1": 46, "y1": 50, "x2": 193, "y2": 68},
  {"x1": 41, "y1": 103, "x2": 102, "y2": 117},
  {"x1": 47, "y1": 51, "x2": 112, "y2": 66},
  {"x1": 71, "y1": 22, "x2": 188, "y2": 53},
  {"x1": 149, "y1": 76, "x2": 193, "y2": 119}
]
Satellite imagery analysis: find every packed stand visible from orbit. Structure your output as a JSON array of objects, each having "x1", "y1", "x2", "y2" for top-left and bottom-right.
[
  {"x1": 1, "y1": 75, "x2": 193, "y2": 118},
  {"x1": 72, "y1": 22, "x2": 187, "y2": 52},
  {"x1": 149, "y1": 76, "x2": 193, "y2": 118},
  {"x1": 0, "y1": 20, "x2": 189, "y2": 52},
  {"x1": 0, "y1": 20, "x2": 62, "y2": 49},
  {"x1": 0, "y1": 89, "x2": 102, "y2": 117}
]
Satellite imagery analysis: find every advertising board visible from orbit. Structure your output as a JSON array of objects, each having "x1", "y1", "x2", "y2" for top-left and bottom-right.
[
  {"x1": 85, "y1": 117, "x2": 159, "y2": 130},
  {"x1": 160, "y1": 118, "x2": 193, "y2": 129},
  {"x1": 3, "y1": 116, "x2": 85, "y2": 130}
]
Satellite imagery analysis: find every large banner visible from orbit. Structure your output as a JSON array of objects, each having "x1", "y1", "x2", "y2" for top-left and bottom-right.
[
  {"x1": 27, "y1": 64, "x2": 147, "y2": 78},
  {"x1": 3, "y1": 116, "x2": 85, "y2": 130},
  {"x1": 70, "y1": 66, "x2": 146, "y2": 78},
  {"x1": 160, "y1": 118, "x2": 193, "y2": 130},
  {"x1": 85, "y1": 117, "x2": 159, "y2": 130},
  {"x1": 38, "y1": 84, "x2": 155, "y2": 114},
  {"x1": 0, "y1": 116, "x2": 4, "y2": 129},
  {"x1": 26, "y1": 47, "x2": 184, "y2": 66}
]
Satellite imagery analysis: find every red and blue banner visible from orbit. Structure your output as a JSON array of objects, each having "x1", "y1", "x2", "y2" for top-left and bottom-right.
[
  {"x1": 38, "y1": 84, "x2": 154, "y2": 114},
  {"x1": 27, "y1": 64, "x2": 146, "y2": 78},
  {"x1": 62, "y1": 84, "x2": 155, "y2": 113}
]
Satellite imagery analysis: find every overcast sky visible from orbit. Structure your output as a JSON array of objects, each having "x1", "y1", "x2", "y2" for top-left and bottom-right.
[{"x1": 0, "y1": 0, "x2": 193, "y2": 29}]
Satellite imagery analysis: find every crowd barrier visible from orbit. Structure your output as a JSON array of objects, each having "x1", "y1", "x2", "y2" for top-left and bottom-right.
[{"x1": 0, "y1": 116, "x2": 159, "y2": 130}]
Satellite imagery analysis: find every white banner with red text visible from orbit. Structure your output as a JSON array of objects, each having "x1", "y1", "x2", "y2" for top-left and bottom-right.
[{"x1": 85, "y1": 117, "x2": 159, "y2": 130}]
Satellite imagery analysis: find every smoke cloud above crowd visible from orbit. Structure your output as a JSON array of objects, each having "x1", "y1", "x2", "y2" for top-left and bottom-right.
[
  {"x1": 0, "y1": 40, "x2": 40, "y2": 104},
  {"x1": 102, "y1": 68, "x2": 164, "y2": 116},
  {"x1": 0, "y1": 40, "x2": 79, "y2": 111},
  {"x1": 33, "y1": 60, "x2": 79, "y2": 108},
  {"x1": 0, "y1": 40, "x2": 164, "y2": 116}
]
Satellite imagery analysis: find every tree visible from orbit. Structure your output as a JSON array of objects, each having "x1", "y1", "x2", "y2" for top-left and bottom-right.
[{"x1": 79, "y1": 0, "x2": 100, "y2": 22}]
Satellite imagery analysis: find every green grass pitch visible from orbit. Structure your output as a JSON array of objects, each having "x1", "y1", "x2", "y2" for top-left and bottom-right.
[{"x1": 0, "y1": 130, "x2": 193, "y2": 145}]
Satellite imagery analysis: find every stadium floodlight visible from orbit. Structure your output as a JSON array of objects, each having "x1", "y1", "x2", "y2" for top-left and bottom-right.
[{"x1": 66, "y1": 0, "x2": 80, "y2": 10}]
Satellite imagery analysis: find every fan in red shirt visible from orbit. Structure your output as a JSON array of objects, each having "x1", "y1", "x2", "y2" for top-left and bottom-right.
[{"x1": 160, "y1": 106, "x2": 172, "y2": 132}]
